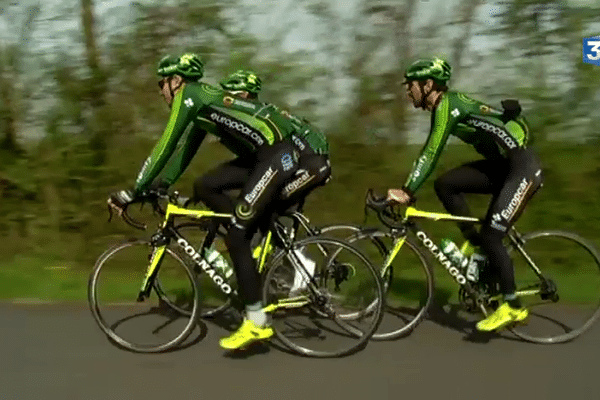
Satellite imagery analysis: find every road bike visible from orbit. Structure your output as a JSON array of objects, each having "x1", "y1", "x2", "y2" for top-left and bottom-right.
[
  {"x1": 88, "y1": 190, "x2": 384, "y2": 357},
  {"x1": 349, "y1": 189, "x2": 600, "y2": 343}
]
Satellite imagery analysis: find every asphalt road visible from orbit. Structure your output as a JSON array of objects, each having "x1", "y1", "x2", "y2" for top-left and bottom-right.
[{"x1": 1, "y1": 302, "x2": 599, "y2": 400}]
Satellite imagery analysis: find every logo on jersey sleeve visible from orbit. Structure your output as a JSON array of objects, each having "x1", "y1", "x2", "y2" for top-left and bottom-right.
[{"x1": 451, "y1": 108, "x2": 460, "y2": 117}]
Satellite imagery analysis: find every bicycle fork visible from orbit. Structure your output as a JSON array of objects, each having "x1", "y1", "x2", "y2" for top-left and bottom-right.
[{"x1": 138, "y1": 245, "x2": 167, "y2": 302}]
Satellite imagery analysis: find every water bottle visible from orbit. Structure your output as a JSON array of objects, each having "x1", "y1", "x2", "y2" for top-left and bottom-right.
[
  {"x1": 440, "y1": 239, "x2": 469, "y2": 270},
  {"x1": 290, "y1": 247, "x2": 316, "y2": 294},
  {"x1": 203, "y1": 246, "x2": 233, "y2": 279}
]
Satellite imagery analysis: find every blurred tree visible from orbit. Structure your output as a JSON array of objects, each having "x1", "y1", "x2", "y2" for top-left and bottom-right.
[
  {"x1": 487, "y1": 0, "x2": 600, "y2": 141},
  {"x1": 0, "y1": 3, "x2": 40, "y2": 157},
  {"x1": 449, "y1": 0, "x2": 484, "y2": 81}
]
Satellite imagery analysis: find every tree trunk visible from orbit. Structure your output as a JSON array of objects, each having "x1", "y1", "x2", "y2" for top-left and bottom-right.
[
  {"x1": 389, "y1": 0, "x2": 418, "y2": 144},
  {"x1": 0, "y1": 45, "x2": 21, "y2": 155},
  {"x1": 451, "y1": 0, "x2": 483, "y2": 82},
  {"x1": 81, "y1": 0, "x2": 106, "y2": 108}
]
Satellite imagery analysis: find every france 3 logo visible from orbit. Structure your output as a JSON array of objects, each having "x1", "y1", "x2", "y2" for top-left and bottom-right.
[{"x1": 583, "y1": 36, "x2": 600, "y2": 66}]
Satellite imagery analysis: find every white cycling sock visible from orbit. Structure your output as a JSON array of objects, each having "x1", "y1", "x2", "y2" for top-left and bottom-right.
[{"x1": 246, "y1": 302, "x2": 268, "y2": 327}]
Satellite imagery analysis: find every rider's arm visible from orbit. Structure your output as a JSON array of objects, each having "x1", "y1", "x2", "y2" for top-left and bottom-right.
[
  {"x1": 402, "y1": 96, "x2": 456, "y2": 197},
  {"x1": 157, "y1": 125, "x2": 207, "y2": 186},
  {"x1": 134, "y1": 87, "x2": 198, "y2": 194}
]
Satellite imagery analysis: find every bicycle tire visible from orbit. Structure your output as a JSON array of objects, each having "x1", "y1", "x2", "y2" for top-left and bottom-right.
[
  {"x1": 507, "y1": 230, "x2": 600, "y2": 344},
  {"x1": 346, "y1": 230, "x2": 434, "y2": 340},
  {"x1": 262, "y1": 236, "x2": 385, "y2": 357},
  {"x1": 88, "y1": 239, "x2": 201, "y2": 353},
  {"x1": 318, "y1": 224, "x2": 363, "y2": 237}
]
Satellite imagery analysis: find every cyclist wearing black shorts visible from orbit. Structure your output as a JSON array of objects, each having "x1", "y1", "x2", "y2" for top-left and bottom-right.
[
  {"x1": 108, "y1": 55, "x2": 330, "y2": 350},
  {"x1": 386, "y1": 57, "x2": 544, "y2": 331},
  {"x1": 194, "y1": 70, "x2": 331, "y2": 222}
]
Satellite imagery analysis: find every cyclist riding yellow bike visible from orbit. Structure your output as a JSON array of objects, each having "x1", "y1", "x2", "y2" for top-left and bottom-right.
[
  {"x1": 386, "y1": 57, "x2": 544, "y2": 332},
  {"x1": 107, "y1": 55, "x2": 330, "y2": 350}
]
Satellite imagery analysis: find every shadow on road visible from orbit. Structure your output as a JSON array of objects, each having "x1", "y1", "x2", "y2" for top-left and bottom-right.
[
  {"x1": 426, "y1": 291, "x2": 508, "y2": 344},
  {"x1": 105, "y1": 302, "x2": 209, "y2": 354}
]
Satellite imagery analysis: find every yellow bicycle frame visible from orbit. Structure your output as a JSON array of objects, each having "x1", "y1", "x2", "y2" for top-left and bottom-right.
[
  {"x1": 140, "y1": 203, "x2": 232, "y2": 293},
  {"x1": 383, "y1": 206, "x2": 541, "y2": 301},
  {"x1": 384, "y1": 206, "x2": 479, "y2": 268},
  {"x1": 139, "y1": 202, "x2": 310, "y2": 311}
]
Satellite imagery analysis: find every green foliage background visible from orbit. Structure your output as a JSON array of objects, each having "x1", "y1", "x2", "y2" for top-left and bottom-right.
[{"x1": 0, "y1": 0, "x2": 599, "y2": 299}]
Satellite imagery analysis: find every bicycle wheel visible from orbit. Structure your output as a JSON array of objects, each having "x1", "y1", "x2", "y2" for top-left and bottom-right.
[
  {"x1": 262, "y1": 236, "x2": 384, "y2": 357},
  {"x1": 345, "y1": 230, "x2": 434, "y2": 340},
  {"x1": 506, "y1": 230, "x2": 600, "y2": 344},
  {"x1": 88, "y1": 239, "x2": 200, "y2": 353},
  {"x1": 156, "y1": 223, "x2": 232, "y2": 318}
]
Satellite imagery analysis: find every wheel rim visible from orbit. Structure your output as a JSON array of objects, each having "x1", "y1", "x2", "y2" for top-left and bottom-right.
[
  {"x1": 88, "y1": 240, "x2": 200, "y2": 353},
  {"x1": 262, "y1": 236, "x2": 384, "y2": 357},
  {"x1": 507, "y1": 231, "x2": 600, "y2": 344}
]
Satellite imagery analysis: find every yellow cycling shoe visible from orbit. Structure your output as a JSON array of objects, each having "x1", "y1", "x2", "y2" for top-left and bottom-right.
[
  {"x1": 219, "y1": 319, "x2": 274, "y2": 350},
  {"x1": 476, "y1": 303, "x2": 529, "y2": 332}
]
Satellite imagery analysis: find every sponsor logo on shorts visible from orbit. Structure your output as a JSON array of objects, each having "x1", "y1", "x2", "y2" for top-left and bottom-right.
[
  {"x1": 283, "y1": 170, "x2": 313, "y2": 196},
  {"x1": 244, "y1": 167, "x2": 277, "y2": 205},
  {"x1": 281, "y1": 153, "x2": 294, "y2": 171},
  {"x1": 500, "y1": 178, "x2": 532, "y2": 221}
]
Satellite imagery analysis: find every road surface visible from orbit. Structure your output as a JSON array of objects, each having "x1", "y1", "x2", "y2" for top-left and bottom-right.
[{"x1": 1, "y1": 303, "x2": 598, "y2": 400}]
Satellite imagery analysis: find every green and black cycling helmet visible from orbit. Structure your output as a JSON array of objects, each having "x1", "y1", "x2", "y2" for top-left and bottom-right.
[
  {"x1": 157, "y1": 53, "x2": 204, "y2": 81},
  {"x1": 219, "y1": 70, "x2": 262, "y2": 95},
  {"x1": 403, "y1": 57, "x2": 452, "y2": 86}
]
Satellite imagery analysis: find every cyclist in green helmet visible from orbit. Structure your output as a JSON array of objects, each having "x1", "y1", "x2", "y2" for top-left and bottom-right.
[
  {"x1": 202, "y1": 69, "x2": 331, "y2": 211},
  {"x1": 107, "y1": 54, "x2": 324, "y2": 351},
  {"x1": 385, "y1": 57, "x2": 544, "y2": 332},
  {"x1": 219, "y1": 70, "x2": 262, "y2": 99}
]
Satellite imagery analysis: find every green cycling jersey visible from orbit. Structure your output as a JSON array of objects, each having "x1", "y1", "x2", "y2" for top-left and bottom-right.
[
  {"x1": 280, "y1": 108, "x2": 329, "y2": 155},
  {"x1": 403, "y1": 91, "x2": 531, "y2": 195},
  {"x1": 134, "y1": 82, "x2": 328, "y2": 194}
]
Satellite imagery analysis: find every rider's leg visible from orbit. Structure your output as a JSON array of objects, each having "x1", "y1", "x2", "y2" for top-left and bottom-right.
[
  {"x1": 220, "y1": 142, "x2": 300, "y2": 349},
  {"x1": 279, "y1": 154, "x2": 332, "y2": 295},
  {"x1": 434, "y1": 159, "x2": 508, "y2": 246},
  {"x1": 476, "y1": 149, "x2": 544, "y2": 331},
  {"x1": 192, "y1": 157, "x2": 253, "y2": 213}
]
